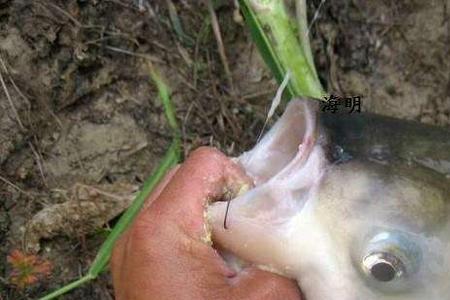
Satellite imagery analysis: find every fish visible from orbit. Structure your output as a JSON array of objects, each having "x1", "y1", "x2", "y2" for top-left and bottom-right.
[{"x1": 207, "y1": 99, "x2": 450, "y2": 300}]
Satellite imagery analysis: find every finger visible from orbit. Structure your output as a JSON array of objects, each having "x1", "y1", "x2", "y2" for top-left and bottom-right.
[
  {"x1": 144, "y1": 146, "x2": 252, "y2": 239},
  {"x1": 231, "y1": 267, "x2": 302, "y2": 300}
]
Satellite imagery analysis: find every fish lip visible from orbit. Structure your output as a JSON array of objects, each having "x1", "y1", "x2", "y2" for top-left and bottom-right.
[{"x1": 237, "y1": 99, "x2": 319, "y2": 185}]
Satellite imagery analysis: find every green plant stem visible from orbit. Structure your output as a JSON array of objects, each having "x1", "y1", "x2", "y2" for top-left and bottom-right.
[
  {"x1": 39, "y1": 66, "x2": 181, "y2": 300},
  {"x1": 148, "y1": 63, "x2": 180, "y2": 135},
  {"x1": 238, "y1": 0, "x2": 324, "y2": 99},
  {"x1": 87, "y1": 139, "x2": 180, "y2": 277},
  {"x1": 39, "y1": 141, "x2": 180, "y2": 300},
  {"x1": 39, "y1": 275, "x2": 94, "y2": 300}
]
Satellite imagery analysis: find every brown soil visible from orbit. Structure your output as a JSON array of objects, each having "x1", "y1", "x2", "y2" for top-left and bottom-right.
[{"x1": 0, "y1": 1, "x2": 448, "y2": 299}]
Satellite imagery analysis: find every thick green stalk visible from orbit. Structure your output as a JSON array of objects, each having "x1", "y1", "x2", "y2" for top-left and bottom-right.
[{"x1": 238, "y1": 0, "x2": 324, "y2": 99}]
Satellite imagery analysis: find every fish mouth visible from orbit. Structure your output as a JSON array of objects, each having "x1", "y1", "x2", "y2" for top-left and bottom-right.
[
  {"x1": 208, "y1": 99, "x2": 326, "y2": 300},
  {"x1": 238, "y1": 99, "x2": 319, "y2": 185}
]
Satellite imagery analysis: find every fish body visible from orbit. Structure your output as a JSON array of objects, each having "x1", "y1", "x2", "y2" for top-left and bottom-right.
[
  {"x1": 321, "y1": 112, "x2": 450, "y2": 177},
  {"x1": 207, "y1": 99, "x2": 450, "y2": 300}
]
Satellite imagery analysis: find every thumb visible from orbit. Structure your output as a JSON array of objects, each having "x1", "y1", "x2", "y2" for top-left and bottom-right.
[{"x1": 230, "y1": 267, "x2": 302, "y2": 300}]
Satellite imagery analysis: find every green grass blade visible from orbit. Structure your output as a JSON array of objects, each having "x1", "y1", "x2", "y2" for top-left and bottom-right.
[
  {"x1": 166, "y1": 0, "x2": 195, "y2": 46},
  {"x1": 39, "y1": 66, "x2": 181, "y2": 300},
  {"x1": 39, "y1": 143, "x2": 179, "y2": 300},
  {"x1": 87, "y1": 65, "x2": 182, "y2": 276},
  {"x1": 39, "y1": 275, "x2": 94, "y2": 300},
  {"x1": 87, "y1": 140, "x2": 180, "y2": 277},
  {"x1": 238, "y1": 0, "x2": 324, "y2": 99},
  {"x1": 148, "y1": 63, "x2": 180, "y2": 136}
]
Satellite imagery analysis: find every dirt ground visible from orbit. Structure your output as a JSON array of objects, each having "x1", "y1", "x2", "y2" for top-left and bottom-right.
[{"x1": 0, "y1": 0, "x2": 448, "y2": 299}]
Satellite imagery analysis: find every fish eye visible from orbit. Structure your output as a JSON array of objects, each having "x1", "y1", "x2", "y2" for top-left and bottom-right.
[
  {"x1": 362, "y1": 252, "x2": 405, "y2": 282},
  {"x1": 358, "y1": 230, "x2": 422, "y2": 287}
]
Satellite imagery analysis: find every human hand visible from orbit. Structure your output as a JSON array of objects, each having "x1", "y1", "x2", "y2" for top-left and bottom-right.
[{"x1": 111, "y1": 147, "x2": 302, "y2": 300}]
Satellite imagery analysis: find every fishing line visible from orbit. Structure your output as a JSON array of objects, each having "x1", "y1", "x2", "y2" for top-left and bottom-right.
[
  {"x1": 307, "y1": 0, "x2": 327, "y2": 37},
  {"x1": 256, "y1": 70, "x2": 292, "y2": 144},
  {"x1": 223, "y1": 71, "x2": 291, "y2": 229}
]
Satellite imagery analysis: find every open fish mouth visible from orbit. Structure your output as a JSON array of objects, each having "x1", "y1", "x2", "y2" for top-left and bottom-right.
[
  {"x1": 208, "y1": 99, "x2": 326, "y2": 286},
  {"x1": 238, "y1": 100, "x2": 319, "y2": 186},
  {"x1": 210, "y1": 100, "x2": 325, "y2": 233}
]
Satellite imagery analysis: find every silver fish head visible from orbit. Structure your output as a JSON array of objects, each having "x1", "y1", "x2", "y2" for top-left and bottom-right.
[{"x1": 207, "y1": 99, "x2": 450, "y2": 300}]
